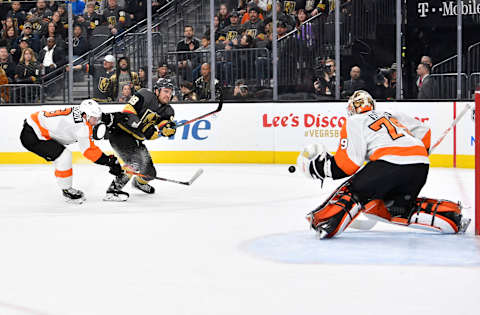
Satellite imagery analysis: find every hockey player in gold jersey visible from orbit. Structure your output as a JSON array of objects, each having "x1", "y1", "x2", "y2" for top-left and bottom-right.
[{"x1": 298, "y1": 90, "x2": 470, "y2": 238}]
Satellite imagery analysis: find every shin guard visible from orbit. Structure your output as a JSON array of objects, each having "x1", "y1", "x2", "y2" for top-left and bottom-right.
[
  {"x1": 408, "y1": 198, "x2": 464, "y2": 233},
  {"x1": 307, "y1": 189, "x2": 361, "y2": 239}
]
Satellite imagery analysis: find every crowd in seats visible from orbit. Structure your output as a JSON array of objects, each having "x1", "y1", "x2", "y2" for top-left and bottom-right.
[{"x1": 0, "y1": 0, "x2": 164, "y2": 103}]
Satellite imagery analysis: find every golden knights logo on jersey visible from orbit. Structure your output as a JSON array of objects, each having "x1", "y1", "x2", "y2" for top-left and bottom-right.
[
  {"x1": 98, "y1": 77, "x2": 110, "y2": 93},
  {"x1": 107, "y1": 15, "x2": 117, "y2": 26},
  {"x1": 246, "y1": 28, "x2": 257, "y2": 38},
  {"x1": 226, "y1": 31, "x2": 238, "y2": 41},
  {"x1": 284, "y1": 1, "x2": 296, "y2": 14}
]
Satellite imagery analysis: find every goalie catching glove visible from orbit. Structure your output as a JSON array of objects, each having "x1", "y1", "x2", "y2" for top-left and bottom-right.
[{"x1": 296, "y1": 144, "x2": 334, "y2": 185}]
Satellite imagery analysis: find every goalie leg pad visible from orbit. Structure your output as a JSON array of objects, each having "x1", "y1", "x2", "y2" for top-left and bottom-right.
[
  {"x1": 407, "y1": 198, "x2": 464, "y2": 233},
  {"x1": 307, "y1": 189, "x2": 361, "y2": 239}
]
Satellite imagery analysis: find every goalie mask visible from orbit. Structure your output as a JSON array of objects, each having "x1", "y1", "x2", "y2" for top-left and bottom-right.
[{"x1": 347, "y1": 90, "x2": 375, "y2": 116}]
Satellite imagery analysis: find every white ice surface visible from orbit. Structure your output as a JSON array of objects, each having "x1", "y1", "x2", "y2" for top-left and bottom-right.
[{"x1": 0, "y1": 164, "x2": 478, "y2": 315}]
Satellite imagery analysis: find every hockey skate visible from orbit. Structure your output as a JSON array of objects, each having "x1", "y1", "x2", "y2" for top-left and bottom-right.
[
  {"x1": 458, "y1": 217, "x2": 472, "y2": 234},
  {"x1": 104, "y1": 188, "x2": 129, "y2": 202},
  {"x1": 62, "y1": 187, "x2": 85, "y2": 204},
  {"x1": 103, "y1": 174, "x2": 130, "y2": 202},
  {"x1": 132, "y1": 177, "x2": 155, "y2": 194}
]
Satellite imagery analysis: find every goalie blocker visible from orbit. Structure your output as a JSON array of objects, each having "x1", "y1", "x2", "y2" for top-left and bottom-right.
[{"x1": 298, "y1": 90, "x2": 470, "y2": 238}]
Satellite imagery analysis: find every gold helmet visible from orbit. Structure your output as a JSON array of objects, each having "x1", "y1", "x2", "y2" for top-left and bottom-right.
[{"x1": 347, "y1": 90, "x2": 375, "y2": 116}]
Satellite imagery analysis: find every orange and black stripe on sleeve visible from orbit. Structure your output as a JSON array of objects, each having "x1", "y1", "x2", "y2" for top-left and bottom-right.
[{"x1": 333, "y1": 122, "x2": 360, "y2": 176}]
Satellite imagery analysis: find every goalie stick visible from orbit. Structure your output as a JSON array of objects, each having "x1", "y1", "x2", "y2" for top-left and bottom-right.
[
  {"x1": 124, "y1": 167, "x2": 204, "y2": 186},
  {"x1": 350, "y1": 102, "x2": 474, "y2": 230}
]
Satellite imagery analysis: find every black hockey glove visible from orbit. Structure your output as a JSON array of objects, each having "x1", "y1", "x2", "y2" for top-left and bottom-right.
[
  {"x1": 143, "y1": 124, "x2": 157, "y2": 140},
  {"x1": 159, "y1": 120, "x2": 176, "y2": 137},
  {"x1": 101, "y1": 112, "x2": 115, "y2": 128},
  {"x1": 106, "y1": 155, "x2": 123, "y2": 176}
]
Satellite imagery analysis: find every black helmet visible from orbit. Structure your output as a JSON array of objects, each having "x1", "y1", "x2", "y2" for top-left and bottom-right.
[{"x1": 154, "y1": 78, "x2": 174, "y2": 91}]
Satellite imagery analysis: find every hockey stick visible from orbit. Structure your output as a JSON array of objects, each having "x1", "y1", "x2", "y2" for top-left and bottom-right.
[
  {"x1": 176, "y1": 92, "x2": 224, "y2": 128},
  {"x1": 429, "y1": 102, "x2": 473, "y2": 154},
  {"x1": 124, "y1": 168, "x2": 204, "y2": 186},
  {"x1": 350, "y1": 103, "x2": 474, "y2": 231}
]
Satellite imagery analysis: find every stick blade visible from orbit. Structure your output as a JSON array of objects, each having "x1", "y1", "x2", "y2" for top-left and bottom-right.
[{"x1": 187, "y1": 168, "x2": 204, "y2": 185}]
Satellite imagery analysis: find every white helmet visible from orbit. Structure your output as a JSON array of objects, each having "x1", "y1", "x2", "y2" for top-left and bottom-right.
[
  {"x1": 347, "y1": 90, "x2": 375, "y2": 116},
  {"x1": 79, "y1": 99, "x2": 102, "y2": 120}
]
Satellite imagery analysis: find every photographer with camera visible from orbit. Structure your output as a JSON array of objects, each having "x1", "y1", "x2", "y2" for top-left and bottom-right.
[
  {"x1": 313, "y1": 58, "x2": 336, "y2": 99},
  {"x1": 373, "y1": 63, "x2": 397, "y2": 100}
]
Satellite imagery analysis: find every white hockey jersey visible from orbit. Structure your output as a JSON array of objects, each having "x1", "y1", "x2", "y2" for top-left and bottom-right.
[
  {"x1": 26, "y1": 106, "x2": 103, "y2": 162},
  {"x1": 334, "y1": 110, "x2": 431, "y2": 175}
]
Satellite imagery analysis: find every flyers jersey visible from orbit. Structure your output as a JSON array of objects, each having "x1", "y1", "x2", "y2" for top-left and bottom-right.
[
  {"x1": 334, "y1": 110, "x2": 431, "y2": 175},
  {"x1": 26, "y1": 106, "x2": 103, "y2": 162}
]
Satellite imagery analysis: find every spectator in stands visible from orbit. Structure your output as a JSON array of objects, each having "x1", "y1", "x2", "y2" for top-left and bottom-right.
[
  {"x1": 194, "y1": 63, "x2": 219, "y2": 101},
  {"x1": 1, "y1": 17, "x2": 16, "y2": 39},
  {"x1": 50, "y1": 11, "x2": 67, "y2": 39},
  {"x1": 40, "y1": 22, "x2": 65, "y2": 50},
  {"x1": 72, "y1": 24, "x2": 89, "y2": 58},
  {"x1": 15, "y1": 47, "x2": 41, "y2": 84},
  {"x1": 421, "y1": 55, "x2": 433, "y2": 68},
  {"x1": 155, "y1": 62, "x2": 179, "y2": 96},
  {"x1": 313, "y1": 57, "x2": 336, "y2": 99},
  {"x1": 218, "y1": 3, "x2": 231, "y2": 30},
  {"x1": 1, "y1": 26, "x2": 19, "y2": 52},
  {"x1": 241, "y1": 2, "x2": 264, "y2": 24},
  {"x1": 76, "y1": 1, "x2": 104, "y2": 38},
  {"x1": 180, "y1": 80, "x2": 198, "y2": 102},
  {"x1": 341, "y1": 65, "x2": 366, "y2": 98},
  {"x1": 39, "y1": 36, "x2": 65, "y2": 74},
  {"x1": 126, "y1": 0, "x2": 147, "y2": 22},
  {"x1": 417, "y1": 62, "x2": 434, "y2": 99},
  {"x1": 138, "y1": 66, "x2": 148, "y2": 88},
  {"x1": 27, "y1": 0, "x2": 53, "y2": 35},
  {"x1": 11, "y1": 37, "x2": 30, "y2": 63},
  {"x1": 103, "y1": 0, "x2": 131, "y2": 36},
  {"x1": 296, "y1": 8, "x2": 309, "y2": 29},
  {"x1": 56, "y1": 4, "x2": 68, "y2": 24},
  {"x1": 6, "y1": 2, "x2": 26, "y2": 31},
  {"x1": 39, "y1": 36, "x2": 65, "y2": 97},
  {"x1": 108, "y1": 56, "x2": 140, "y2": 101},
  {"x1": 0, "y1": 46, "x2": 16, "y2": 82},
  {"x1": 221, "y1": 10, "x2": 245, "y2": 45},
  {"x1": 16, "y1": 22, "x2": 41, "y2": 53},
  {"x1": 69, "y1": 54, "x2": 116, "y2": 102},
  {"x1": 118, "y1": 83, "x2": 132, "y2": 102},
  {"x1": 235, "y1": 0, "x2": 248, "y2": 16},
  {"x1": 242, "y1": 5, "x2": 264, "y2": 40},
  {"x1": 176, "y1": 25, "x2": 200, "y2": 81}
]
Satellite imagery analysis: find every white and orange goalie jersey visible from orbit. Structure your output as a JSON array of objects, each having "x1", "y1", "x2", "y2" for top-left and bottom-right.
[
  {"x1": 333, "y1": 110, "x2": 431, "y2": 176},
  {"x1": 26, "y1": 106, "x2": 103, "y2": 162}
]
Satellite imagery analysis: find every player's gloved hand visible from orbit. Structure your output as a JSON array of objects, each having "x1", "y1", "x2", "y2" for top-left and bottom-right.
[
  {"x1": 143, "y1": 124, "x2": 157, "y2": 140},
  {"x1": 296, "y1": 144, "x2": 332, "y2": 185},
  {"x1": 159, "y1": 120, "x2": 176, "y2": 137},
  {"x1": 101, "y1": 112, "x2": 115, "y2": 128},
  {"x1": 106, "y1": 155, "x2": 122, "y2": 176}
]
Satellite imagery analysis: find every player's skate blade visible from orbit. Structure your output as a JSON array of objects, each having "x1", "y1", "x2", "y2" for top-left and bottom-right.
[
  {"x1": 103, "y1": 190, "x2": 129, "y2": 202},
  {"x1": 132, "y1": 178, "x2": 155, "y2": 194},
  {"x1": 458, "y1": 217, "x2": 471, "y2": 233},
  {"x1": 62, "y1": 188, "x2": 85, "y2": 204}
]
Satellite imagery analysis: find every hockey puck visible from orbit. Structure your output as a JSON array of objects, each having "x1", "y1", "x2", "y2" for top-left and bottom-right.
[{"x1": 288, "y1": 165, "x2": 296, "y2": 173}]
